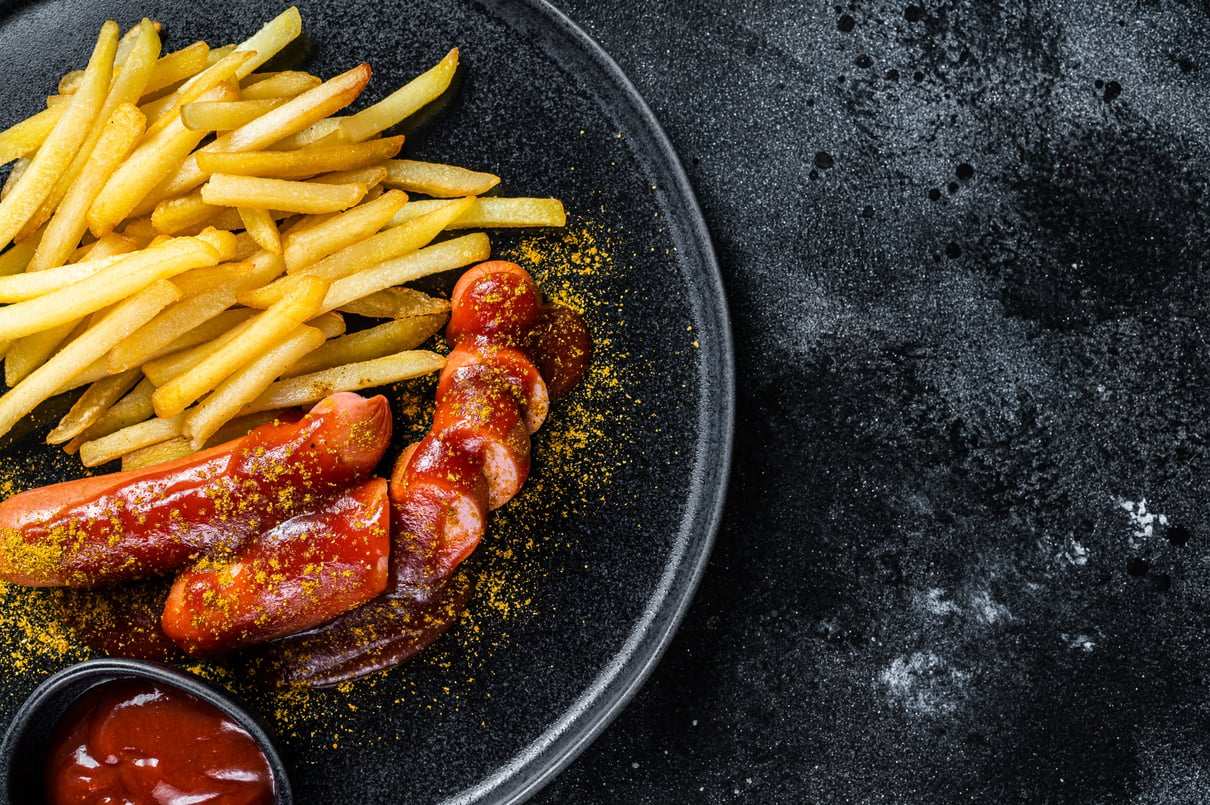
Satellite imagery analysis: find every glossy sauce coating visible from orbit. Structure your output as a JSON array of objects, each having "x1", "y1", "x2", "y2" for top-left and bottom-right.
[{"x1": 44, "y1": 678, "x2": 275, "y2": 805}]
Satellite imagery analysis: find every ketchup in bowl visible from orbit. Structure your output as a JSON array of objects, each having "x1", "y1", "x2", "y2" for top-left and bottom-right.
[{"x1": 43, "y1": 677, "x2": 275, "y2": 805}]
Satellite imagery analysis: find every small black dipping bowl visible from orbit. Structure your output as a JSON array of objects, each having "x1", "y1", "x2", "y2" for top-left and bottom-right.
[{"x1": 0, "y1": 658, "x2": 292, "y2": 804}]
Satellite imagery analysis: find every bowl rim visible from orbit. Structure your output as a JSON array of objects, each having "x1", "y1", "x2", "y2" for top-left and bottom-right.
[{"x1": 0, "y1": 656, "x2": 293, "y2": 804}]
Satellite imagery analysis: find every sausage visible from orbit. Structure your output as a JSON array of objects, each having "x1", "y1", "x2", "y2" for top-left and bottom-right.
[
  {"x1": 162, "y1": 477, "x2": 391, "y2": 657},
  {"x1": 0, "y1": 392, "x2": 392, "y2": 587},
  {"x1": 249, "y1": 262, "x2": 587, "y2": 685}
]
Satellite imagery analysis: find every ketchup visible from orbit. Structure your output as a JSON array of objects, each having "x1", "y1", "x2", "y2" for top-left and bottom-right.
[{"x1": 43, "y1": 678, "x2": 275, "y2": 805}]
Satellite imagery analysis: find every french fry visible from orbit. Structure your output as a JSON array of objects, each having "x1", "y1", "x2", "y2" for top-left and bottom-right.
[
  {"x1": 240, "y1": 71, "x2": 322, "y2": 100},
  {"x1": 200, "y1": 174, "x2": 366, "y2": 214},
  {"x1": 309, "y1": 166, "x2": 387, "y2": 189},
  {"x1": 0, "y1": 234, "x2": 220, "y2": 341},
  {"x1": 387, "y1": 196, "x2": 566, "y2": 229},
  {"x1": 242, "y1": 350, "x2": 445, "y2": 415},
  {"x1": 268, "y1": 117, "x2": 345, "y2": 151},
  {"x1": 75, "y1": 376, "x2": 156, "y2": 446},
  {"x1": 238, "y1": 206, "x2": 281, "y2": 253},
  {"x1": 282, "y1": 314, "x2": 446, "y2": 378},
  {"x1": 150, "y1": 190, "x2": 222, "y2": 234},
  {"x1": 0, "y1": 250, "x2": 137, "y2": 302},
  {"x1": 139, "y1": 41, "x2": 210, "y2": 99},
  {"x1": 149, "y1": 63, "x2": 373, "y2": 203},
  {"x1": 0, "y1": 231, "x2": 44, "y2": 277},
  {"x1": 182, "y1": 323, "x2": 325, "y2": 448},
  {"x1": 46, "y1": 368, "x2": 142, "y2": 444},
  {"x1": 79, "y1": 412, "x2": 186, "y2": 467},
  {"x1": 337, "y1": 286, "x2": 450, "y2": 319},
  {"x1": 181, "y1": 98, "x2": 286, "y2": 131},
  {"x1": 139, "y1": 51, "x2": 254, "y2": 137},
  {"x1": 0, "y1": 279, "x2": 180, "y2": 439},
  {"x1": 280, "y1": 189, "x2": 408, "y2": 273},
  {"x1": 0, "y1": 22, "x2": 118, "y2": 251},
  {"x1": 128, "y1": 307, "x2": 257, "y2": 372},
  {"x1": 151, "y1": 274, "x2": 327, "y2": 418},
  {"x1": 0, "y1": 105, "x2": 67, "y2": 166},
  {"x1": 194, "y1": 135, "x2": 404, "y2": 179},
  {"x1": 319, "y1": 232, "x2": 490, "y2": 314},
  {"x1": 120, "y1": 436, "x2": 194, "y2": 471},
  {"x1": 340, "y1": 48, "x2": 458, "y2": 143},
  {"x1": 202, "y1": 409, "x2": 289, "y2": 447},
  {"x1": 244, "y1": 196, "x2": 473, "y2": 307},
  {"x1": 27, "y1": 102, "x2": 147, "y2": 272},
  {"x1": 5, "y1": 318, "x2": 86, "y2": 386},
  {"x1": 87, "y1": 82, "x2": 237, "y2": 236},
  {"x1": 106, "y1": 284, "x2": 243, "y2": 374},
  {"x1": 382, "y1": 159, "x2": 499, "y2": 198}
]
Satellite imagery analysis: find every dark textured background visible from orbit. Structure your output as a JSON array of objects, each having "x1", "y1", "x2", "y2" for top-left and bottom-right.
[{"x1": 536, "y1": 0, "x2": 1210, "y2": 802}]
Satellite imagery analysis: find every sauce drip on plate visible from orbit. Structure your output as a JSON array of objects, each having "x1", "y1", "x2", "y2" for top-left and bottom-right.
[{"x1": 43, "y1": 677, "x2": 274, "y2": 805}]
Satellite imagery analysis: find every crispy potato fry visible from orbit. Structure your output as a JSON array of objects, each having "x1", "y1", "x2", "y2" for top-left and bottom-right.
[
  {"x1": 183, "y1": 323, "x2": 325, "y2": 447},
  {"x1": 120, "y1": 435, "x2": 194, "y2": 470},
  {"x1": 0, "y1": 22, "x2": 118, "y2": 251},
  {"x1": 341, "y1": 48, "x2": 458, "y2": 142},
  {"x1": 195, "y1": 135, "x2": 404, "y2": 179},
  {"x1": 319, "y1": 232, "x2": 489, "y2": 314},
  {"x1": 0, "y1": 279, "x2": 180, "y2": 439},
  {"x1": 0, "y1": 105, "x2": 68, "y2": 167},
  {"x1": 5, "y1": 318, "x2": 85, "y2": 386},
  {"x1": 0, "y1": 234, "x2": 219, "y2": 340},
  {"x1": 106, "y1": 283, "x2": 242, "y2": 374},
  {"x1": 75, "y1": 376, "x2": 156, "y2": 445},
  {"x1": 28, "y1": 102, "x2": 146, "y2": 271},
  {"x1": 201, "y1": 174, "x2": 367, "y2": 214},
  {"x1": 0, "y1": 232, "x2": 43, "y2": 277},
  {"x1": 387, "y1": 196, "x2": 566, "y2": 229},
  {"x1": 150, "y1": 63, "x2": 373, "y2": 203},
  {"x1": 240, "y1": 71, "x2": 322, "y2": 100},
  {"x1": 140, "y1": 41, "x2": 210, "y2": 98},
  {"x1": 47, "y1": 368, "x2": 142, "y2": 444},
  {"x1": 151, "y1": 274, "x2": 327, "y2": 418},
  {"x1": 382, "y1": 159, "x2": 499, "y2": 198},
  {"x1": 243, "y1": 350, "x2": 445, "y2": 415},
  {"x1": 245, "y1": 196, "x2": 473, "y2": 307},
  {"x1": 79, "y1": 412, "x2": 186, "y2": 467},
  {"x1": 309, "y1": 166, "x2": 388, "y2": 189},
  {"x1": 132, "y1": 307, "x2": 257, "y2": 372},
  {"x1": 181, "y1": 97, "x2": 286, "y2": 131},
  {"x1": 150, "y1": 190, "x2": 222, "y2": 234},
  {"x1": 282, "y1": 314, "x2": 446, "y2": 378},
  {"x1": 88, "y1": 82, "x2": 236, "y2": 236},
  {"x1": 238, "y1": 206, "x2": 282, "y2": 253},
  {"x1": 0, "y1": 251, "x2": 136, "y2": 302},
  {"x1": 337, "y1": 286, "x2": 450, "y2": 319},
  {"x1": 280, "y1": 189, "x2": 408, "y2": 273}
]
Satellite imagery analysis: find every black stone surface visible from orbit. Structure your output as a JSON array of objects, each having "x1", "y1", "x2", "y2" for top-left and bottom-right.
[{"x1": 536, "y1": 0, "x2": 1210, "y2": 802}]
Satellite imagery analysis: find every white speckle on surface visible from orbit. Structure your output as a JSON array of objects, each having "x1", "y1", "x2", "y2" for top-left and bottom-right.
[
  {"x1": 1061, "y1": 633, "x2": 1096, "y2": 652},
  {"x1": 915, "y1": 588, "x2": 961, "y2": 616},
  {"x1": 1063, "y1": 537, "x2": 1090, "y2": 566},
  {"x1": 879, "y1": 652, "x2": 970, "y2": 716},
  {"x1": 969, "y1": 589, "x2": 1012, "y2": 625},
  {"x1": 1116, "y1": 497, "x2": 1169, "y2": 546}
]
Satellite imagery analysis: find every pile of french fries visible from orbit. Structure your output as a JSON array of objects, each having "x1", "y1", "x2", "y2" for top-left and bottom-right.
[{"x1": 0, "y1": 7, "x2": 565, "y2": 471}]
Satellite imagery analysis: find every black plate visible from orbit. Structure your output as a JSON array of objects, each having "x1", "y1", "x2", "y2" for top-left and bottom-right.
[{"x1": 0, "y1": 0, "x2": 732, "y2": 802}]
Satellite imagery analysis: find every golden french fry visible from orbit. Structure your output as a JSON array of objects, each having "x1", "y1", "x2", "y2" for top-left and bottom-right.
[
  {"x1": 267, "y1": 117, "x2": 345, "y2": 151},
  {"x1": 149, "y1": 63, "x2": 373, "y2": 203},
  {"x1": 0, "y1": 105, "x2": 67, "y2": 166},
  {"x1": 0, "y1": 235, "x2": 219, "y2": 340},
  {"x1": 201, "y1": 174, "x2": 366, "y2": 213},
  {"x1": 139, "y1": 41, "x2": 210, "y2": 98},
  {"x1": 280, "y1": 189, "x2": 408, "y2": 273},
  {"x1": 28, "y1": 102, "x2": 147, "y2": 272},
  {"x1": 150, "y1": 191, "x2": 221, "y2": 234},
  {"x1": 341, "y1": 48, "x2": 458, "y2": 142},
  {"x1": 5, "y1": 318, "x2": 85, "y2": 386},
  {"x1": 319, "y1": 232, "x2": 489, "y2": 314},
  {"x1": 382, "y1": 159, "x2": 499, "y2": 197},
  {"x1": 225, "y1": 6, "x2": 303, "y2": 81},
  {"x1": 106, "y1": 284, "x2": 241, "y2": 374},
  {"x1": 282, "y1": 314, "x2": 446, "y2": 378},
  {"x1": 194, "y1": 135, "x2": 404, "y2": 179},
  {"x1": 238, "y1": 206, "x2": 281, "y2": 253},
  {"x1": 181, "y1": 98, "x2": 286, "y2": 131},
  {"x1": 120, "y1": 435, "x2": 194, "y2": 471},
  {"x1": 88, "y1": 82, "x2": 237, "y2": 236},
  {"x1": 0, "y1": 22, "x2": 118, "y2": 251},
  {"x1": 309, "y1": 166, "x2": 388, "y2": 189},
  {"x1": 47, "y1": 368, "x2": 142, "y2": 444},
  {"x1": 0, "y1": 279, "x2": 180, "y2": 439},
  {"x1": 76, "y1": 376, "x2": 156, "y2": 444},
  {"x1": 244, "y1": 350, "x2": 445, "y2": 415},
  {"x1": 306, "y1": 310, "x2": 346, "y2": 339},
  {"x1": 202, "y1": 409, "x2": 288, "y2": 447},
  {"x1": 240, "y1": 71, "x2": 322, "y2": 100},
  {"x1": 337, "y1": 286, "x2": 450, "y2": 319},
  {"x1": 183, "y1": 323, "x2": 325, "y2": 448},
  {"x1": 140, "y1": 52, "x2": 254, "y2": 137},
  {"x1": 151, "y1": 274, "x2": 327, "y2": 418},
  {"x1": 132, "y1": 307, "x2": 257, "y2": 373},
  {"x1": 79, "y1": 412, "x2": 186, "y2": 467},
  {"x1": 387, "y1": 196, "x2": 566, "y2": 229},
  {"x1": 0, "y1": 250, "x2": 135, "y2": 302},
  {"x1": 0, "y1": 231, "x2": 44, "y2": 277}
]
